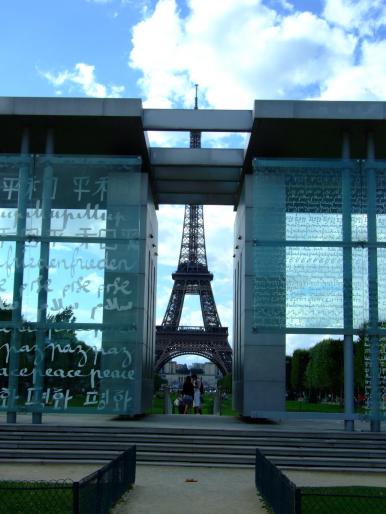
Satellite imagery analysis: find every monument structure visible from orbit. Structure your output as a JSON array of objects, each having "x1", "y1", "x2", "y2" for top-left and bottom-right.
[
  {"x1": 0, "y1": 97, "x2": 385, "y2": 432},
  {"x1": 155, "y1": 88, "x2": 232, "y2": 375}
]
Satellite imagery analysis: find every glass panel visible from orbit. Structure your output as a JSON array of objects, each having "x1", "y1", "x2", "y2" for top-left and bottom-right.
[
  {"x1": 285, "y1": 167, "x2": 342, "y2": 241},
  {"x1": 33, "y1": 156, "x2": 141, "y2": 238},
  {"x1": 46, "y1": 241, "x2": 140, "y2": 324},
  {"x1": 21, "y1": 242, "x2": 41, "y2": 322},
  {"x1": 378, "y1": 249, "x2": 386, "y2": 325},
  {"x1": 0, "y1": 328, "x2": 11, "y2": 409},
  {"x1": 352, "y1": 248, "x2": 368, "y2": 330},
  {"x1": 253, "y1": 246, "x2": 286, "y2": 329},
  {"x1": 0, "y1": 328, "x2": 137, "y2": 413},
  {"x1": 286, "y1": 247, "x2": 343, "y2": 329},
  {"x1": 287, "y1": 213, "x2": 341, "y2": 241},
  {"x1": 376, "y1": 168, "x2": 386, "y2": 242},
  {"x1": 351, "y1": 164, "x2": 367, "y2": 242},
  {"x1": 0, "y1": 241, "x2": 15, "y2": 310},
  {"x1": 0, "y1": 156, "x2": 32, "y2": 235},
  {"x1": 0, "y1": 155, "x2": 143, "y2": 416}
]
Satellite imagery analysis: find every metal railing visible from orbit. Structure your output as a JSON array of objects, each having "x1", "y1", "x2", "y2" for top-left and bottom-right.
[
  {"x1": 0, "y1": 446, "x2": 136, "y2": 514},
  {"x1": 255, "y1": 449, "x2": 386, "y2": 514},
  {"x1": 255, "y1": 449, "x2": 299, "y2": 514}
]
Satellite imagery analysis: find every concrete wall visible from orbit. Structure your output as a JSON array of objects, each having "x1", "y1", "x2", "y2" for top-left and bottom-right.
[{"x1": 233, "y1": 175, "x2": 285, "y2": 416}]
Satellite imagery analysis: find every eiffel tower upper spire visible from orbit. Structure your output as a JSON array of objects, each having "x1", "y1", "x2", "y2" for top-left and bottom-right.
[{"x1": 190, "y1": 84, "x2": 201, "y2": 149}]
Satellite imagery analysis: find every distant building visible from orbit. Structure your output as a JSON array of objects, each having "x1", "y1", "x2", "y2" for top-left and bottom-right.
[{"x1": 160, "y1": 361, "x2": 222, "y2": 389}]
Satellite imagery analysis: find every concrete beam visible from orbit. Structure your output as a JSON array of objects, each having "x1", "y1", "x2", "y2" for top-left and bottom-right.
[
  {"x1": 0, "y1": 97, "x2": 143, "y2": 117},
  {"x1": 157, "y1": 192, "x2": 236, "y2": 205},
  {"x1": 254, "y1": 100, "x2": 386, "y2": 120},
  {"x1": 150, "y1": 147, "x2": 244, "y2": 167},
  {"x1": 153, "y1": 166, "x2": 241, "y2": 181},
  {"x1": 144, "y1": 109, "x2": 253, "y2": 132}
]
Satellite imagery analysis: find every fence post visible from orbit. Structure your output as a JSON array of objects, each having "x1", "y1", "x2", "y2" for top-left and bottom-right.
[
  {"x1": 163, "y1": 387, "x2": 172, "y2": 414},
  {"x1": 97, "y1": 469, "x2": 103, "y2": 514},
  {"x1": 73, "y1": 482, "x2": 80, "y2": 514},
  {"x1": 213, "y1": 389, "x2": 221, "y2": 415},
  {"x1": 129, "y1": 446, "x2": 137, "y2": 485},
  {"x1": 295, "y1": 487, "x2": 301, "y2": 514}
]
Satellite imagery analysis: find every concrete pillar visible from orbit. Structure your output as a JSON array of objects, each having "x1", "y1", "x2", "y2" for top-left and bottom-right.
[
  {"x1": 32, "y1": 129, "x2": 54, "y2": 425},
  {"x1": 342, "y1": 132, "x2": 355, "y2": 432},
  {"x1": 233, "y1": 168, "x2": 286, "y2": 417}
]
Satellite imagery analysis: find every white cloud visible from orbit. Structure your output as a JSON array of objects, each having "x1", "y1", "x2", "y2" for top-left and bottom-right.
[
  {"x1": 129, "y1": 0, "x2": 357, "y2": 108},
  {"x1": 323, "y1": 0, "x2": 386, "y2": 37},
  {"x1": 129, "y1": 0, "x2": 386, "y2": 109},
  {"x1": 320, "y1": 39, "x2": 386, "y2": 100},
  {"x1": 40, "y1": 63, "x2": 125, "y2": 98}
]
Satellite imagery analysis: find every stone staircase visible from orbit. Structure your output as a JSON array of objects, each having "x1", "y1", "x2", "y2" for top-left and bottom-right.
[{"x1": 0, "y1": 423, "x2": 385, "y2": 471}]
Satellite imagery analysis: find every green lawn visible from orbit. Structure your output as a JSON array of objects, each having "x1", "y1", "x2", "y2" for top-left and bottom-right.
[
  {"x1": 147, "y1": 395, "x2": 364, "y2": 416},
  {"x1": 0, "y1": 482, "x2": 73, "y2": 514},
  {"x1": 301, "y1": 486, "x2": 386, "y2": 514},
  {"x1": 286, "y1": 400, "x2": 365, "y2": 414}
]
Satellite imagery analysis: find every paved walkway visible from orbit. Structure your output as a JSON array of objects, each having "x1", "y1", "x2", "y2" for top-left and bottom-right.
[
  {"x1": 112, "y1": 465, "x2": 266, "y2": 514},
  {"x1": 1, "y1": 412, "x2": 382, "y2": 432}
]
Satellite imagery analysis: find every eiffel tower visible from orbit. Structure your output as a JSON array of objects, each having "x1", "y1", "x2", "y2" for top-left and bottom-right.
[{"x1": 155, "y1": 87, "x2": 232, "y2": 376}]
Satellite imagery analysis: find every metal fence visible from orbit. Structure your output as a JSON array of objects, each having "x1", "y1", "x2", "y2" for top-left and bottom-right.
[
  {"x1": 255, "y1": 449, "x2": 386, "y2": 514},
  {"x1": 255, "y1": 449, "x2": 299, "y2": 514},
  {"x1": 75, "y1": 446, "x2": 136, "y2": 514},
  {"x1": 0, "y1": 446, "x2": 136, "y2": 514}
]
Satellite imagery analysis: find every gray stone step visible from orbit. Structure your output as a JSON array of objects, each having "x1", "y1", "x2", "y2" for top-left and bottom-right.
[
  {"x1": 1, "y1": 430, "x2": 385, "y2": 449},
  {"x1": 1, "y1": 440, "x2": 385, "y2": 461},
  {"x1": 0, "y1": 424, "x2": 385, "y2": 470}
]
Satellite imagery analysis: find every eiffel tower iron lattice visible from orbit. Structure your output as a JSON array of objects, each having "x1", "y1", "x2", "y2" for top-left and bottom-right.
[{"x1": 155, "y1": 87, "x2": 232, "y2": 376}]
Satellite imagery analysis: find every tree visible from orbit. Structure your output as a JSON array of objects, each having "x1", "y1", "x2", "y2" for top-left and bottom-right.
[
  {"x1": 217, "y1": 373, "x2": 232, "y2": 393},
  {"x1": 154, "y1": 373, "x2": 167, "y2": 392},
  {"x1": 290, "y1": 349, "x2": 310, "y2": 396},
  {"x1": 306, "y1": 339, "x2": 343, "y2": 399}
]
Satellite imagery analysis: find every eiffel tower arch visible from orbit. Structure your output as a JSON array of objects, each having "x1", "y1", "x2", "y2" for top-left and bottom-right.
[{"x1": 155, "y1": 204, "x2": 232, "y2": 375}]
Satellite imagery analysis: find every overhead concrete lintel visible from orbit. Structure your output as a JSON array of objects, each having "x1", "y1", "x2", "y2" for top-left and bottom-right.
[
  {"x1": 150, "y1": 147, "x2": 244, "y2": 167},
  {"x1": 254, "y1": 99, "x2": 386, "y2": 121},
  {"x1": 0, "y1": 97, "x2": 143, "y2": 118},
  {"x1": 157, "y1": 192, "x2": 236, "y2": 205},
  {"x1": 153, "y1": 166, "x2": 241, "y2": 181},
  {"x1": 144, "y1": 108, "x2": 253, "y2": 132}
]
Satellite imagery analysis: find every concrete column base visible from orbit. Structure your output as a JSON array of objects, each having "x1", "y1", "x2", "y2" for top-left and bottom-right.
[
  {"x1": 370, "y1": 419, "x2": 381, "y2": 432},
  {"x1": 6, "y1": 412, "x2": 16, "y2": 424},
  {"x1": 32, "y1": 413, "x2": 42, "y2": 424}
]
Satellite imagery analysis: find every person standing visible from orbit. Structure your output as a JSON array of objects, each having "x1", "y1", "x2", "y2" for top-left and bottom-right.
[
  {"x1": 192, "y1": 374, "x2": 203, "y2": 415},
  {"x1": 182, "y1": 376, "x2": 194, "y2": 414}
]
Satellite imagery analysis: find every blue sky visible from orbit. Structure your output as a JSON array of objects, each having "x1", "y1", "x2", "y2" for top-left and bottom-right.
[{"x1": 1, "y1": 0, "x2": 386, "y2": 359}]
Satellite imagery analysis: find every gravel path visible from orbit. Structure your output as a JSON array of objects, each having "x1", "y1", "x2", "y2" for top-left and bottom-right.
[
  {"x1": 112, "y1": 465, "x2": 267, "y2": 514},
  {"x1": 0, "y1": 463, "x2": 100, "y2": 482}
]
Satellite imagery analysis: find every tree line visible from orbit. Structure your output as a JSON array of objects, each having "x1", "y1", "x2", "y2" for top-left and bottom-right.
[{"x1": 287, "y1": 337, "x2": 365, "y2": 403}]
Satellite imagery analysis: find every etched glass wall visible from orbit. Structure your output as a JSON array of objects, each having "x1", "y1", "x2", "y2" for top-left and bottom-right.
[
  {"x1": 0, "y1": 155, "x2": 143, "y2": 414},
  {"x1": 252, "y1": 158, "x2": 386, "y2": 416},
  {"x1": 251, "y1": 159, "x2": 384, "y2": 333}
]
